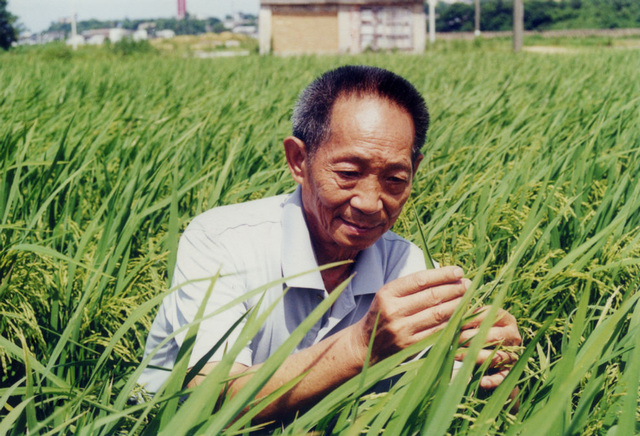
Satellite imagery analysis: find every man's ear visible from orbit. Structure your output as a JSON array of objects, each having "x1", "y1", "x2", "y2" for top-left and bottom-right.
[
  {"x1": 412, "y1": 153, "x2": 424, "y2": 179},
  {"x1": 284, "y1": 136, "x2": 308, "y2": 185}
]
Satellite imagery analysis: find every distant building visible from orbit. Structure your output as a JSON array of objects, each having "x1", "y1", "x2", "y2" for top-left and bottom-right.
[
  {"x1": 66, "y1": 34, "x2": 85, "y2": 47},
  {"x1": 259, "y1": 0, "x2": 426, "y2": 55},
  {"x1": 137, "y1": 22, "x2": 156, "y2": 31},
  {"x1": 224, "y1": 12, "x2": 255, "y2": 31},
  {"x1": 178, "y1": 0, "x2": 187, "y2": 20},
  {"x1": 156, "y1": 29, "x2": 176, "y2": 39},
  {"x1": 232, "y1": 25, "x2": 258, "y2": 37},
  {"x1": 133, "y1": 29, "x2": 149, "y2": 42},
  {"x1": 41, "y1": 31, "x2": 66, "y2": 44},
  {"x1": 82, "y1": 29, "x2": 111, "y2": 39},
  {"x1": 109, "y1": 28, "x2": 131, "y2": 43},
  {"x1": 18, "y1": 31, "x2": 66, "y2": 46},
  {"x1": 17, "y1": 32, "x2": 34, "y2": 45},
  {"x1": 87, "y1": 34, "x2": 106, "y2": 45}
]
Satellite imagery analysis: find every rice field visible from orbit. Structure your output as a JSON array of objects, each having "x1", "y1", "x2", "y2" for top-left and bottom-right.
[{"x1": 1, "y1": 42, "x2": 640, "y2": 435}]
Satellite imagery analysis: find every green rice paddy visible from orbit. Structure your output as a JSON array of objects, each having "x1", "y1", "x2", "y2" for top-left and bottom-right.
[{"x1": 1, "y1": 42, "x2": 639, "y2": 434}]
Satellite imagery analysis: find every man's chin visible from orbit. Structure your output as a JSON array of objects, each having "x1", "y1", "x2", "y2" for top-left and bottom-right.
[
  {"x1": 335, "y1": 233, "x2": 383, "y2": 253},
  {"x1": 337, "y1": 218, "x2": 385, "y2": 238}
]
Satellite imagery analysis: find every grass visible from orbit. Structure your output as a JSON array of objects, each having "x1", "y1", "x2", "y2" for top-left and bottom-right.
[{"x1": 1, "y1": 41, "x2": 639, "y2": 435}]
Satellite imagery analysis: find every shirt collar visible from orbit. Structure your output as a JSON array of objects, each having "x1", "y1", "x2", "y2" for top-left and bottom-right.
[
  {"x1": 351, "y1": 243, "x2": 385, "y2": 296},
  {"x1": 281, "y1": 186, "x2": 326, "y2": 291},
  {"x1": 281, "y1": 185, "x2": 385, "y2": 296}
]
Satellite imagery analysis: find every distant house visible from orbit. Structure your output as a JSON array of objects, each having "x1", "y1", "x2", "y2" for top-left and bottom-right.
[
  {"x1": 137, "y1": 22, "x2": 156, "y2": 31},
  {"x1": 66, "y1": 34, "x2": 85, "y2": 47},
  {"x1": 133, "y1": 29, "x2": 149, "y2": 42},
  {"x1": 224, "y1": 12, "x2": 255, "y2": 30},
  {"x1": 18, "y1": 31, "x2": 65, "y2": 46},
  {"x1": 232, "y1": 25, "x2": 258, "y2": 37},
  {"x1": 81, "y1": 29, "x2": 111, "y2": 41},
  {"x1": 156, "y1": 29, "x2": 176, "y2": 39},
  {"x1": 259, "y1": 0, "x2": 426, "y2": 55},
  {"x1": 17, "y1": 32, "x2": 36, "y2": 45},
  {"x1": 87, "y1": 34, "x2": 106, "y2": 45}
]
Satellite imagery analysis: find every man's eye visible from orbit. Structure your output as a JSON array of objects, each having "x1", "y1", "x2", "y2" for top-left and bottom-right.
[
  {"x1": 337, "y1": 171, "x2": 359, "y2": 179},
  {"x1": 388, "y1": 176, "x2": 408, "y2": 184}
]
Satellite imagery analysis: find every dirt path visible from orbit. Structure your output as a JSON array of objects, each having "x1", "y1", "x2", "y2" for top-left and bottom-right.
[{"x1": 523, "y1": 46, "x2": 577, "y2": 54}]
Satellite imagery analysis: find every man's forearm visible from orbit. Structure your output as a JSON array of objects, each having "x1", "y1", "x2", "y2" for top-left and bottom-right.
[{"x1": 188, "y1": 325, "x2": 365, "y2": 423}]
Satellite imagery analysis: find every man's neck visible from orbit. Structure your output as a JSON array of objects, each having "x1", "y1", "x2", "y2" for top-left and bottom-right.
[
  {"x1": 299, "y1": 202, "x2": 359, "y2": 292},
  {"x1": 307, "y1": 235, "x2": 358, "y2": 294},
  {"x1": 320, "y1": 262, "x2": 354, "y2": 294}
]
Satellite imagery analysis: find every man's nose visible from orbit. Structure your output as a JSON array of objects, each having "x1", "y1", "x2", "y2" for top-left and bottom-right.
[{"x1": 350, "y1": 179, "x2": 383, "y2": 215}]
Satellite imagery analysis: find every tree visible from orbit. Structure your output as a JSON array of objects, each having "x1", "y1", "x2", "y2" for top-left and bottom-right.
[
  {"x1": 0, "y1": 0, "x2": 18, "y2": 50},
  {"x1": 524, "y1": 1, "x2": 554, "y2": 29},
  {"x1": 482, "y1": 0, "x2": 513, "y2": 31},
  {"x1": 435, "y1": 0, "x2": 640, "y2": 33},
  {"x1": 211, "y1": 21, "x2": 226, "y2": 34},
  {"x1": 435, "y1": 2, "x2": 474, "y2": 32}
]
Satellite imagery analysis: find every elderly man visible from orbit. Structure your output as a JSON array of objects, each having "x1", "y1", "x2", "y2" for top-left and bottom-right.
[{"x1": 139, "y1": 65, "x2": 520, "y2": 421}]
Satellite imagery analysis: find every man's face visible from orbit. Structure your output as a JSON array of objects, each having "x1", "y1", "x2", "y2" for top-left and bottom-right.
[{"x1": 296, "y1": 95, "x2": 421, "y2": 263}]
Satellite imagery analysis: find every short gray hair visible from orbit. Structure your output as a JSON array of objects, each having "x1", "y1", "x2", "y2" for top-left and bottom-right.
[{"x1": 292, "y1": 65, "x2": 429, "y2": 163}]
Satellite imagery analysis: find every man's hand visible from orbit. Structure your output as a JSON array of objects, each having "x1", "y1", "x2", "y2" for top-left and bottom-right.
[
  {"x1": 188, "y1": 267, "x2": 520, "y2": 424},
  {"x1": 186, "y1": 267, "x2": 470, "y2": 424},
  {"x1": 350, "y1": 266, "x2": 471, "y2": 364},
  {"x1": 457, "y1": 307, "x2": 522, "y2": 389},
  {"x1": 349, "y1": 266, "x2": 521, "y2": 391}
]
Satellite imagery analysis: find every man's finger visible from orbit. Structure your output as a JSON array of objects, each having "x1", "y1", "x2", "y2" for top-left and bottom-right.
[
  {"x1": 406, "y1": 296, "x2": 465, "y2": 334},
  {"x1": 399, "y1": 279, "x2": 471, "y2": 317},
  {"x1": 458, "y1": 326, "x2": 522, "y2": 347},
  {"x1": 455, "y1": 348, "x2": 519, "y2": 368},
  {"x1": 386, "y1": 266, "x2": 465, "y2": 297},
  {"x1": 479, "y1": 368, "x2": 510, "y2": 390},
  {"x1": 461, "y1": 307, "x2": 515, "y2": 330},
  {"x1": 459, "y1": 308, "x2": 521, "y2": 348}
]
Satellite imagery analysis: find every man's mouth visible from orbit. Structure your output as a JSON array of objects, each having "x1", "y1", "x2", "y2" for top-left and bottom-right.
[{"x1": 339, "y1": 217, "x2": 383, "y2": 233}]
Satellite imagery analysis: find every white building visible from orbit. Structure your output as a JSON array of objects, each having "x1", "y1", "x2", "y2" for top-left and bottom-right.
[
  {"x1": 66, "y1": 34, "x2": 85, "y2": 47},
  {"x1": 133, "y1": 29, "x2": 149, "y2": 42},
  {"x1": 232, "y1": 25, "x2": 258, "y2": 36},
  {"x1": 87, "y1": 34, "x2": 106, "y2": 45},
  {"x1": 156, "y1": 29, "x2": 176, "y2": 39},
  {"x1": 81, "y1": 28, "x2": 110, "y2": 45},
  {"x1": 109, "y1": 28, "x2": 131, "y2": 43},
  {"x1": 259, "y1": 0, "x2": 426, "y2": 55}
]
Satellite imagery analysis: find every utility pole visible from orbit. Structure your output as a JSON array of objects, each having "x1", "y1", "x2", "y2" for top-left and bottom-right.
[
  {"x1": 70, "y1": 0, "x2": 77, "y2": 50},
  {"x1": 428, "y1": 0, "x2": 436, "y2": 44},
  {"x1": 474, "y1": 0, "x2": 481, "y2": 37},
  {"x1": 513, "y1": 0, "x2": 523, "y2": 52}
]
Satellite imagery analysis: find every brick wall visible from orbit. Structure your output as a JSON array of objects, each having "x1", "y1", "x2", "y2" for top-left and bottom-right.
[{"x1": 272, "y1": 10, "x2": 339, "y2": 54}]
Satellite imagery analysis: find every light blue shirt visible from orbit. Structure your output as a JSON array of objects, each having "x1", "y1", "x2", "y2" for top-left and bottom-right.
[{"x1": 139, "y1": 186, "x2": 426, "y2": 392}]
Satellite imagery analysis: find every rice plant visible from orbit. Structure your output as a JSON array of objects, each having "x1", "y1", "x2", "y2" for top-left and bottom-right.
[{"x1": 1, "y1": 43, "x2": 639, "y2": 435}]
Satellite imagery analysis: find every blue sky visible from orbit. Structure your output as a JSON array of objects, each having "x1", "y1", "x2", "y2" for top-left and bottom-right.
[{"x1": 8, "y1": 0, "x2": 260, "y2": 33}]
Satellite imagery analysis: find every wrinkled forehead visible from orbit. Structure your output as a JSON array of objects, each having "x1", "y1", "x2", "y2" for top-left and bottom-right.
[
  {"x1": 322, "y1": 93, "x2": 415, "y2": 149},
  {"x1": 310, "y1": 94, "x2": 415, "y2": 166}
]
